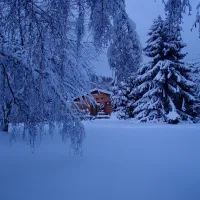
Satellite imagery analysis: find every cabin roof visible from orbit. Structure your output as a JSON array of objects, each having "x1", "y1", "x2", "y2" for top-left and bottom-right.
[
  {"x1": 90, "y1": 88, "x2": 112, "y2": 95},
  {"x1": 73, "y1": 88, "x2": 112, "y2": 101}
]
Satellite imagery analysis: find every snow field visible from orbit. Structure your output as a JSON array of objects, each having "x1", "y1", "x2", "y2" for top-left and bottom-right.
[{"x1": 0, "y1": 120, "x2": 200, "y2": 200}]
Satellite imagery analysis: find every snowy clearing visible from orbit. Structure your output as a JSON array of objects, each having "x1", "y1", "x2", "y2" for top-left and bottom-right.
[{"x1": 1, "y1": 120, "x2": 200, "y2": 200}]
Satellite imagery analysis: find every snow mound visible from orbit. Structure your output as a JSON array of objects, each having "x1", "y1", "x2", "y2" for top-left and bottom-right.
[{"x1": 166, "y1": 111, "x2": 181, "y2": 124}]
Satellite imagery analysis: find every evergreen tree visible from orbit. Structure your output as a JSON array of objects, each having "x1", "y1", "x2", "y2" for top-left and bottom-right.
[
  {"x1": 190, "y1": 62, "x2": 200, "y2": 120},
  {"x1": 133, "y1": 16, "x2": 197, "y2": 123},
  {"x1": 108, "y1": 7, "x2": 142, "y2": 119},
  {"x1": 111, "y1": 75, "x2": 135, "y2": 119},
  {"x1": 144, "y1": 16, "x2": 165, "y2": 65}
]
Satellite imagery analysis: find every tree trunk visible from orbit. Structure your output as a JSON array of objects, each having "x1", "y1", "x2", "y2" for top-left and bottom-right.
[
  {"x1": 1, "y1": 102, "x2": 12, "y2": 132},
  {"x1": 2, "y1": 119, "x2": 9, "y2": 132}
]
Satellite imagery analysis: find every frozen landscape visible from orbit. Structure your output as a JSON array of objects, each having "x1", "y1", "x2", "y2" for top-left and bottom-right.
[
  {"x1": 1, "y1": 1, "x2": 200, "y2": 200},
  {"x1": 1, "y1": 119, "x2": 200, "y2": 200}
]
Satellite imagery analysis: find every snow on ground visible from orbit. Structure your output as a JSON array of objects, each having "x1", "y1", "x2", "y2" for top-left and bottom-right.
[{"x1": 1, "y1": 120, "x2": 200, "y2": 200}]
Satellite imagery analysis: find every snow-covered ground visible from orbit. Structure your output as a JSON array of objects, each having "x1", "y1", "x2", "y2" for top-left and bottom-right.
[{"x1": 1, "y1": 120, "x2": 200, "y2": 200}]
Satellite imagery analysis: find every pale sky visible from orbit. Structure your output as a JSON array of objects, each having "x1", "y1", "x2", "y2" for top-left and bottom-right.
[{"x1": 94, "y1": 0, "x2": 200, "y2": 77}]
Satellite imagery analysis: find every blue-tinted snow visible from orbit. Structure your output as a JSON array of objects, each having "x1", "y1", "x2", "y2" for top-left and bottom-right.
[{"x1": 0, "y1": 120, "x2": 200, "y2": 200}]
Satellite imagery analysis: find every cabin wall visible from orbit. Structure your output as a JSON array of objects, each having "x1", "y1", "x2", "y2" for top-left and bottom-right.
[
  {"x1": 92, "y1": 92, "x2": 110, "y2": 104},
  {"x1": 73, "y1": 90, "x2": 113, "y2": 116},
  {"x1": 91, "y1": 91, "x2": 112, "y2": 115}
]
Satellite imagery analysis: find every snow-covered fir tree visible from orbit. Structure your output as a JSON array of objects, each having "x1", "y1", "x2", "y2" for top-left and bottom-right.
[
  {"x1": 133, "y1": 15, "x2": 198, "y2": 123},
  {"x1": 108, "y1": 2, "x2": 142, "y2": 119},
  {"x1": 190, "y1": 62, "x2": 200, "y2": 119},
  {"x1": 111, "y1": 75, "x2": 136, "y2": 119},
  {"x1": 143, "y1": 16, "x2": 165, "y2": 66}
]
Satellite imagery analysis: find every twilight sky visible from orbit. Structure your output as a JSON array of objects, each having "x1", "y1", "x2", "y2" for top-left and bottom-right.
[{"x1": 94, "y1": 0, "x2": 200, "y2": 77}]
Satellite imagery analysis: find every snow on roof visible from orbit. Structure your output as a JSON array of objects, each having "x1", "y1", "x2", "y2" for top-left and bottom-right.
[
  {"x1": 90, "y1": 88, "x2": 112, "y2": 95},
  {"x1": 73, "y1": 88, "x2": 112, "y2": 101}
]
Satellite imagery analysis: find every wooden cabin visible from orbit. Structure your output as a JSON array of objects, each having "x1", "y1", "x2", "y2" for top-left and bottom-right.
[{"x1": 73, "y1": 89, "x2": 113, "y2": 118}]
